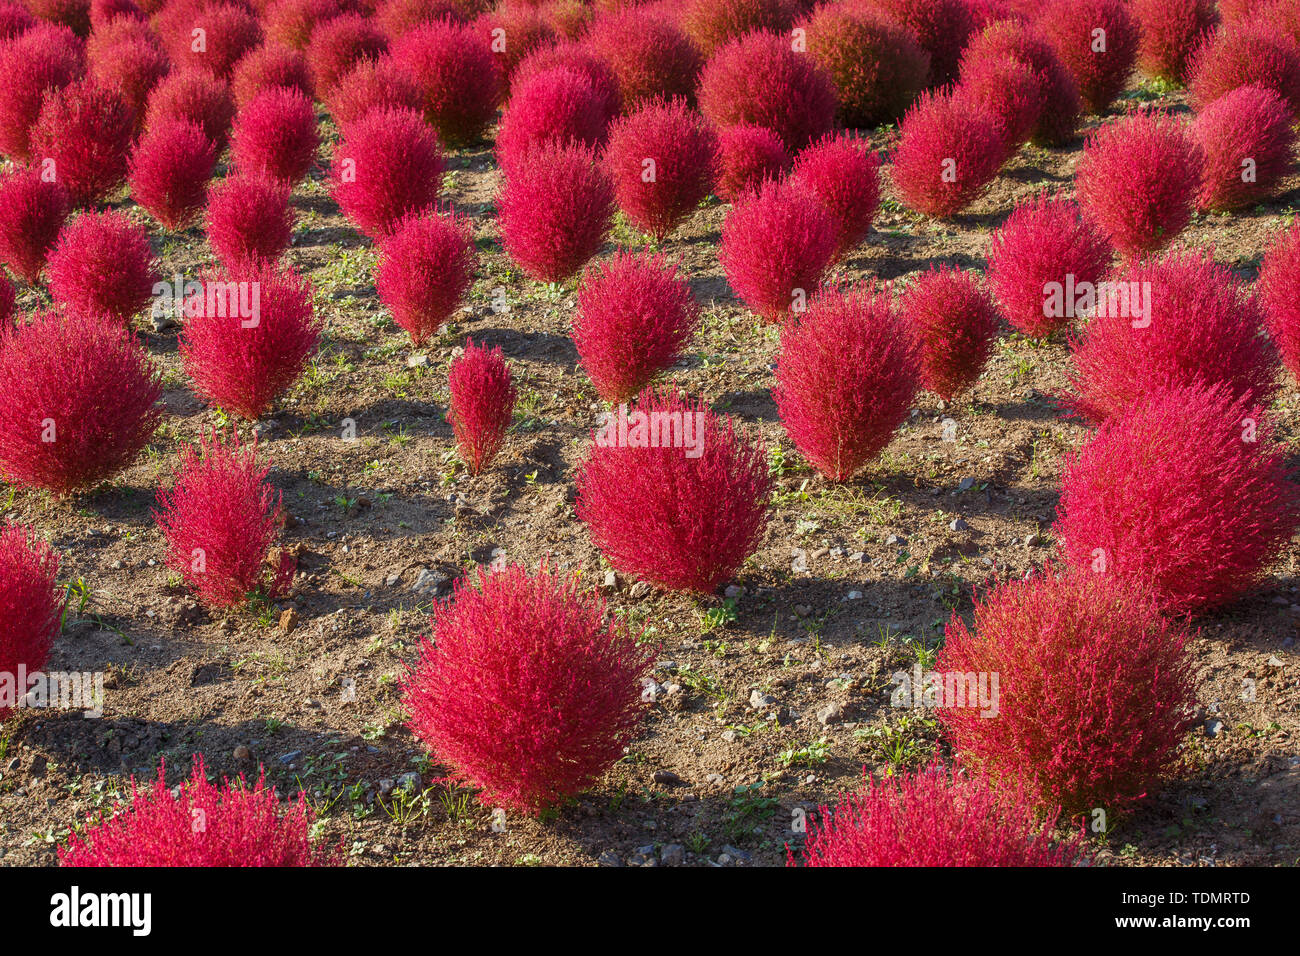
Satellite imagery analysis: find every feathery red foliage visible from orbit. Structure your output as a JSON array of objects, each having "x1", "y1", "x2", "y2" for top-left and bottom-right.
[
  {"x1": 512, "y1": 42, "x2": 619, "y2": 125},
  {"x1": 954, "y1": 54, "x2": 1046, "y2": 157},
  {"x1": 307, "y1": 10, "x2": 386, "y2": 93},
  {"x1": 938, "y1": 570, "x2": 1198, "y2": 812},
  {"x1": 170, "y1": 3, "x2": 262, "y2": 78},
  {"x1": 128, "y1": 118, "x2": 217, "y2": 229},
  {"x1": 1074, "y1": 109, "x2": 1200, "y2": 257},
  {"x1": 178, "y1": 261, "x2": 321, "y2": 419},
  {"x1": 0, "y1": 524, "x2": 63, "y2": 720},
  {"x1": 375, "y1": 0, "x2": 467, "y2": 39},
  {"x1": 231, "y1": 42, "x2": 314, "y2": 109},
  {"x1": 573, "y1": 250, "x2": 700, "y2": 404},
  {"x1": 205, "y1": 174, "x2": 293, "y2": 268},
  {"x1": 0, "y1": 272, "x2": 12, "y2": 326},
  {"x1": 1057, "y1": 383, "x2": 1298, "y2": 614},
  {"x1": 1190, "y1": 84, "x2": 1295, "y2": 211},
  {"x1": 1131, "y1": 0, "x2": 1217, "y2": 81},
  {"x1": 88, "y1": 35, "x2": 170, "y2": 134},
  {"x1": 900, "y1": 265, "x2": 999, "y2": 402},
  {"x1": 774, "y1": 285, "x2": 919, "y2": 480},
  {"x1": 47, "y1": 210, "x2": 157, "y2": 324},
  {"x1": 473, "y1": 4, "x2": 556, "y2": 87},
  {"x1": 1258, "y1": 220, "x2": 1300, "y2": 381},
  {"x1": 0, "y1": 2, "x2": 35, "y2": 39},
  {"x1": 324, "y1": 54, "x2": 423, "y2": 125},
  {"x1": 403, "y1": 563, "x2": 653, "y2": 814},
  {"x1": 29, "y1": 78, "x2": 133, "y2": 207},
  {"x1": 851, "y1": 0, "x2": 973, "y2": 87},
  {"x1": 145, "y1": 71, "x2": 236, "y2": 152},
  {"x1": 1188, "y1": 22, "x2": 1300, "y2": 113},
  {"x1": 374, "y1": 209, "x2": 476, "y2": 345},
  {"x1": 890, "y1": 89, "x2": 1003, "y2": 218},
  {"x1": 497, "y1": 139, "x2": 613, "y2": 283},
  {"x1": 790, "y1": 133, "x2": 880, "y2": 258},
  {"x1": 575, "y1": 384, "x2": 772, "y2": 593},
  {"x1": 584, "y1": 6, "x2": 701, "y2": 108},
  {"x1": 447, "y1": 337, "x2": 515, "y2": 473},
  {"x1": 985, "y1": 192, "x2": 1112, "y2": 337},
  {"x1": 1037, "y1": 0, "x2": 1138, "y2": 113},
  {"x1": 89, "y1": 0, "x2": 144, "y2": 29},
  {"x1": 0, "y1": 311, "x2": 161, "y2": 495},
  {"x1": 229, "y1": 86, "x2": 319, "y2": 186},
  {"x1": 495, "y1": 65, "x2": 611, "y2": 176},
  {"x1": 697, "y1": 30, "x2": 837, "y2": 151},
  {"x1": 59, "y1": 757, "x2": 336, "y2": 866},
  {"x1": 714, "y1": 123, "x2": 790, "y2": 201},
  {"x1": 792, "y1": 761, "x2": 1089, "y2": 867},
  {"x1": 0, "y1": 167, "x2": 71, "y2": 285},
  {"x1": 391, "y1": 19, "x2": 501, "y2": 146},
  {"x1": 330, "y1": 106, "x2": 443, "y2": 239},
  {"x1": 155, "y1": 429, "x2": 289, "y2": 607},
  {"x1": 263, "y1": 0, "x2": 346, "y2": 48},
  {"x1": 682, "y1": 0, "x2": 795, "y2": 56}
]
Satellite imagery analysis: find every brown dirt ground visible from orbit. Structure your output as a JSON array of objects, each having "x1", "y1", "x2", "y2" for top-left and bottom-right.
[{"x1": 1, "y1": 79, "x2": 1298, "y2": 869}]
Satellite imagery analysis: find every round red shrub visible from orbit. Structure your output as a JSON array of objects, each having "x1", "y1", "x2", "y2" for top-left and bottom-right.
[
  {"x1": 59, "y1": 757, "x2": 337, "y2": 866},
  {"x1": 145, "y1": 71, "x2": 236, "y2": 152},
  {"x1": 47, "y1": 210, "x2": 157, "y2": 324},
  {"x1": 497, "y1": 139, "x2": 613, "y2": 283},
  {"x1": 324, "y1": 54, "x2": 423, "y2": 126},
  {"x1": 230, "y1": 86, "x2": 319, "y2": 186},
  {"x1": 128, "y1": 118, "x2": 217, "y2": 229},
  {"x1": 682, "y1": 0, "x2": 796, "y2": 56},
  {"x1": 88, "y1": 35, "x2": 170, "y2": 135},
  {"x1": 171, "y1": 3, "x2": 262, "y2": 78},
  {"x1": 403, "y1": 563, "x2": 653, "y2": 814},
  {"x1": 306, "y1": 11, "x2": 386, "y2": 93},
  {"x1": 575, "y1": 384, "x2": 772, "y2": 594},
  {"x1": 375, "y1": 209, "x2": 477, "y2": 346},
  {"x1": 0, "y1": 2, "x2": 35, "y2": 39},
  {"x1": 1188, "y1": 23, "x2": 1300, "y2": 113},
  {"x1": 1037, "y1": 0, "x2": 1138, "y2": 113},
  {"x1": 0, "y1": 272, "x2": 12, "y2": 326},
  {"x1": 852, "y1": 0, "x2": 974, "y2": 88},
  {"x1": 512, "y1": 41, "x2": 620, "y2": 124},
  {"x1": 603, "y1": 98, "x2": 717, "y2": 241},
  {"x1": 1258, "y1": 220, "x2": 1300, "y2": 381},
  {"x1": 28, "y1": 0, "x2": 91, "y2": 37},
  {"x1": 890, "y1": 89, "x2": 1003, "y2": 218},
  {"x1": 1190, "y1": 84, "x2": 1295, "y2": 211},
  {"x1": 0, "y1": 29, "x2": 83, "y2": 162},
  {"x1": 263, "y1": 0, "x2": 348, "y2": 49},
  {"x1": 231, "y1": 42, "x2": 314, "y2": 109},
  {"x1": 205, "y1": 174, "x2": 293, "y2": 268},
  {"x1": 0, "y1": 523, "x2": 63, "y2": 720},
  {"x1": 496, "y1": 65, "x2": 612, "y2": 176},
  {"x1": 774, "y1": 285, "x2": 919, "y2": 480},
  {"x1": 0, "y1": 167, "x2": 72, "y2": 285},
  {"x1": 900, "y1": 265, "x2": 999, "y2": 401},
  {"x1": 447, "y1": 337, "x2": 516, "y2": 474},
  {"x1": 375, "y1": 0, "x2": 467, "y2": 39},
  {"x1": 697, "y1": 30, "x2": 837, "y2": 151},
  {"x1": 1131, "y1": 0, "x2": 1217, "y2": 82},
  {"x1": 573, "y1": 250, "x2": 700, "y2": 404},
  {"x1": 715, "y1": 123, "x2": 790, "y2": 201},
  {"x1": 330, "y1": 106, "x2": 443, "y2": 240},
  {"x1": 391, "y1": 19, "x2": 501, "y2": 146},
  {"x1": 0, "y1": 311, "x2": 161, "y2": 495},
  {"x1": 178, "y1": 261, "x2": 321, "y2": 420},
  {"x1": 938, "y1": 570, "x2": 1198, "y2": 812},
  {"x1": 1057, "y1": 383, "x2": 1299, "y2": 614},
  {"x1": 792, "y1": 761, "x2": 1089, "y2": 867},
  {"x1": 790, "y1": 132, "x2": 880, "y2": 259},
  {"x1": 953, "y1": 54, "x2": 1046, "y2": 157},
  {"x1": 803, "y1": 4, "x2": 929, "y2": 129},
  {"x1": 90, "y1": 0, "x2": 144, "y2": 29},
  {"x1": 584, "y1": 5, "x2": 701, "y2": 108},
  {"x1": 474, "y1": 3, "x2": 557, "y2": 89},
  {"x1": 29, "y1": 78, "x2": 133, "y2": 207}
]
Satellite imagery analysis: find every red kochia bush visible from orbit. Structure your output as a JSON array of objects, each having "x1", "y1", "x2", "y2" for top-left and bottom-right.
[
  {"x1": 375, "y1": 209, "x2": 477, "y2": 345},
  {"x1": 698, "y1": 31, "x2": 837, "y2": 152},
  {"x1": 715, "y1": 124, "x2": 790, "y2": 201},
  {"x1": 375, "y1": 0, "x2": 467, "y2": 39},
  {"x1": 1191, "y1": 85, "x2": 1295, "y2": 211},
  {"x1": 497, "y1": 140, "x2": 613, "y2": 283},
  {"x1": 447, "y1": 338, "x2": 515, "y2": 474},
  {"x1": 512, "y1": 43, "x2": 620, "y2": 126},
  {"x1": 0, "y1": 273, "x2": 12, "y2": 326},
  {"x1": 1064, "y1": 249, "x2": 1277, "y2": 423},
  {"x1": 603, "y1": 98, "x2": 717, "y2": 241},
  {"x1": 128, "y1": 118, "x2": 218, "y2": 229},
  {"x1": 890, "y1": 90, "x2": 1003, "y2": 218},
  {"x1": 774, "y1": 285, "x2": 919, "y2": 480},
  {"x1": 0, "y1": 524, "x2": 63, "y2": 720},
  {"x1": 495, "y1": 66, "x2": 612, "y2": 177},
  {"x1": 391, "y1": 20, "x2": 501, "y2": 146},
  {"x1": 171, "y1": 3, "x2": 262, "y2": 79},
  {"x1": 263, "y1": 0, "x2": 347, "y2": 49},
  {"x1": 306, "y1": 11, "x2": 387, "y2": 94},
  {"x1": 59, "y1": 758, "x2": 336, "y2": 866},
  {"x1": 30, "y1": 79, "x2": 133, "y2": 207},
  {"x1": 0, "y1": 2, "x2": 35, "y2": 39},
  {"x1": 900, "y1": 266, "x2": 999, "y2": 401},
  {"x1": 573, "y1": 251, "x2": 700, "y2": 404},
  {"x1": 1131, "y1": 0, "x2": 1217, "y2": 82},
  {"x1": 88, "y1": 35, "x2": 170, "y2": 134},
  {"x1": 473, "y1": 4, "x2": 556, "y2": 87},
  {"x1": 47, "y1": 210, "x2": 157, "y2": 324},
  {"x1": 0, "y1": 23, "x2": 84, "y2": 162},
  {"x1": 231, "y1": 42, "x2": 314, "y2": 109},
  {"x1": 28, "y1": 0, "x2": 91, "y2": 36},
  {"x1": 792, "y1": 762, "x2": 1089, "y2": 867},
  {"x1": 179, "y1": 262, "x2": 321, "y2": 420},
  {"x1": 958, "y1": 18, "x2": 1081, "y2": 146},
  {"x1": 853, "y1": 0, "x2": 974, "y2": 87},
  {"x1": 986, "y1": 192, "x2": 1112, "y2": 338},
  {"x1": 585, "y1": 6, "x2": 702, "y2": 108},
  {"x1": 682, "y1": 0, "x2": 796, "y2": 56},
  {"x1": 1258, "y1": 220, "x2": 1300, "y2": 380},
  {"x1": 954, "y1": 54, "x2": 1046, "y2": 157},
  {"x1": 1188, "y1": 23, "x2": 1300, "y2": 113},
  {"x1": 403, "y1": 563, "x2": 653, "y2": 815},
  {"x1": 803, "y1": 5, "x2": 929, "y2": 128},
  {"x1": 0, "y1": 312, "x2": 161, "y2": 495},
  {"x1": 720, "y1": 179, "x2": 836, "y2": 322},
  {"x1": 0, "y1": 168, "x2": 71, "y2": 284},
  {"x1": 155, "y1": 429, "x2": 289, "y2": 607},
  {"x1": 230, "y1": 87, "x2": 319, "y2": 186},
  {"x1": 89, "y1": 0, "x2": 144, "y2": 29},
  {"x1": 1074, "y1": 109, "x2": 1200, "y2": 258},
  {"x1": 790, "y1": 133, "x2": 881, "y2": 258},
  {"x1": 575, "y1": 385, "x2": 772, "y2": 594},
  {"x1": 205, "y1": 174, "x2": 293, "y2": 268},
  {"x1": 937, "y1": 571, "x2": 1198, "y2": 812},
  {"x1": 324, "y1": 55, "x2": 423, "y2": 126},
  {"x1": 145, "y1": 71, "x2": 237, "y2": 152},
  {"x1": 1037, "y1": 0, "x2": 1138, "y2": 113},
  {"x1": 331, "y1": 107, "x2": 443, "y2": 240},
  {"x1": 1056, "y1": 384, "x2": 1299, "y2": 614}
]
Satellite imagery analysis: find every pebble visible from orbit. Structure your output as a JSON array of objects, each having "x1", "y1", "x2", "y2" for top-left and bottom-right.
[
  {"x1": 720, "y1": 845, "x2": 751, "y2": 865},
  {"x1": 845, "y1": 590, "x2": 862, "y2": 600},
  {"x1": 629, "y1": 581, "x2": 652, "y2": 600},
  {"x1": 791, "y1": 551, "x2": 809, "y2": 573},
  {"x1": 1267, "y1": 655, "x2": 1285, "y2": 668},
  {"x1": 411, "y1": 568, "x2": 450, "y2": 596},
  {"x1": 652, "y1": 769, "x2": 684, "y2": 786},
  {"x1": 885, "y1": 534, "x2": 907, "y2": 547},
  {"x1": 385, "y1": 572, "x2": 402, "y2": 587},
  {"x1": 817, "y1": 702, "x2": 843, "y2": 725},
  {"x1": 1024, "y1": 533, "x2": 1042, "y2": 548},
  {"x1": 848, "y1": 551, "x2": 866, "y2": 563},
  {"x1": 720, "y1": 730, "x2": 739, "y2": 743},
  {"x1": 705, "y1": 773, "x2": 725, "y2": 786},
  {"x1": 278, "y1": 750, "x2": 302, "y2": 764},
  {"x1": 723, "y1": 584, "x2": 744, "y2": 599},
  {"x1": 793, "y1": 604, "x2": 812, "y2": 618},
  {"x1": 1205, "y1": 719, "x2": 1225, "y2": 738},
  {"x1": 949, "y1": 518, "x2": 969, "y2": 532},
  {"x1": 660, "y1": 844, "x2": 685, "y2": 867},
  {"x1": 109, "y1": 560, "x2": 124, "y2": 570},
  {"x1": 396, "y1": 772, "x2": 422, "y2": 792},
  {"x1": 829, "y1": 547, "x2": 844, "y2": 559},
  {"x1": 749, "y1": 690, "x2": 777, "y2": 709},
  {"x1": 957, "y1": 477, "x2": 974, "y2": 492},
  {"x1": 597, "y1": 851, "x2": 622, "y2": 867}
]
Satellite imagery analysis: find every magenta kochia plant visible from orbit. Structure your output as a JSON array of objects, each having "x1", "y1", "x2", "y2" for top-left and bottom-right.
[
  {"x1": 47, "y1": 209, "x2": 159, "y2": 325},
  {"x1": 0, "y1": 167, "x2": 71, "y2": 284},
  {"x1": 900, "y1": 265, "x2": 1000, "y2": 402},
  {"x1": 29, "y1": 78, "x2": 135, "y2": 207},
  {"x1": 128, "y1": 117, "x2": 218, "y2": 230},
  {"x1": 230, "y1": 87, "x2": 319, "y2": 186},
  {"x1": 1191, "y1": 85, "x2": 1295, "y2": 212},
  {"x1": 0, "y1": 523, "x2": 64, "y2": 720},
  {"x1": 447, "y1": 338, "x2": 516, "y2": 474},
  {"x1": 1258, "y1": 220, "x2": 1300, "y2": 381},
  {"x1": 890, "y1": 89, "x2": 1004, "y2": 218},
  {"x1": 205, "y1": 174, "x2": 294, "y2": 269},
  {"x1": 375, "y1": 209, "x2": 477, "y2": 346},
  {"x1": 789, "y1": 132, "x2": 881, "y2": 259},
  {"x1": 1038, "y1": 0, "x2": 1138, "y2": 113},
  {"x1": 330, "y1": 106, "x2": 444, "y2": 241}
]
